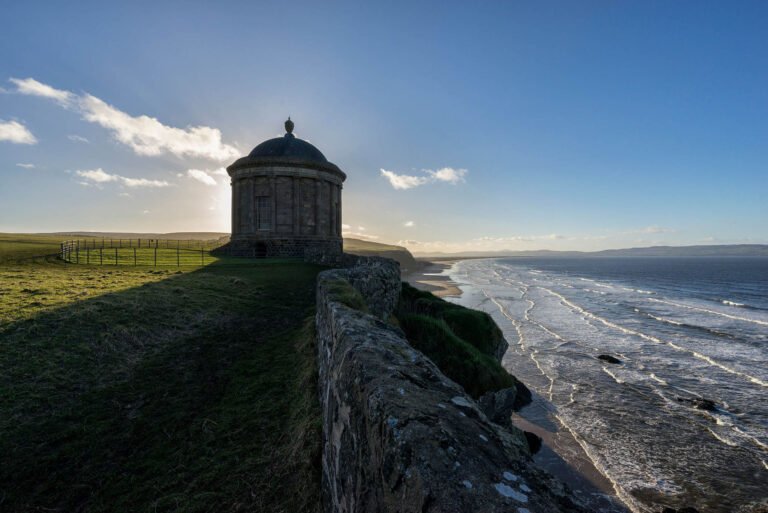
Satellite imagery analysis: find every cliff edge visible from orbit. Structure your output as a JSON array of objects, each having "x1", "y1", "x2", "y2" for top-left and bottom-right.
[{"x1": 316, "y1": 256, "x2": 588, "y2": 512}]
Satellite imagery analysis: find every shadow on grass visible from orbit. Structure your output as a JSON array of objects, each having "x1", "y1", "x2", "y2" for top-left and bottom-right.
[{"x1": 0, "y1": 261, "x2": 324, "y2": 513}]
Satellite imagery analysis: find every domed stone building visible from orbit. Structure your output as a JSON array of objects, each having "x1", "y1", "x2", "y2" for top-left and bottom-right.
[{"x1": 223, "y1": 118, "x2": 346, "y2": 260}]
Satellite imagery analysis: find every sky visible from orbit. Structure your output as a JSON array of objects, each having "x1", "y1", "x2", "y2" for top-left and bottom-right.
[{"x1": 1, "y1": 0, "x2": 766, "y2": 254}]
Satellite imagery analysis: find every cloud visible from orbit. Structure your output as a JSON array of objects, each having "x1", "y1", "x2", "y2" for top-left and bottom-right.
[
  {"x1": 77, "y1": 168, "x2": 117, "y2": 183},
  {"x1": 68, "y1": 134, "x2": 89, "y2": 143},
  {"x1": 211, "y1": 167, "x2": 228, "y2": 176},
  {"x1": 16, "y1": 163, "x2": 35, "y2": 169},
  {"x1": 638, "y1": 225, "x2": 675, "y2": 234},
  {"x1": 427, "y1": 167, "x2": 467, "y2": 184},
  {"x1": 343, "y1": 231, "x2": 380, "y2": 240},
  {"x1": 342, "y1": 225, "x2": 380, "y2": 240},
  {"x1": 9, "y1": 77, "x2": 239, "y2": 161},
  {"x1": 404, "y1": 220, "x2": 415, "y2": 227},
  {"x1": 474, "y1": 234, "x2": 566, "y2": 243},
  {"x1": 380, "y1": 169, "x2": 429, "y2": 190},
  {"x1": 10, "y1": 77, "x2": 74, "y2": 105},
  {"x1": 121, "y1": 176, "x2": 172, "y2": 188},
  {"x1": 380, "y1": 167, "x2": 468, "y2": 190},
  {"x1": 186, "y1": 169, "x2": 218, "y2": 186},
  {"x1": 76, "y1": 168, "x2": 171, "y2": 188},
  {"x1": 0, "y1": 119, "x2": 37, "y2": 144}
]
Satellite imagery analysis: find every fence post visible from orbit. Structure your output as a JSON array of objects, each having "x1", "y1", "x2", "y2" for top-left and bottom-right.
[
  {"x1": 177, "y1": 242, "x2": 180, "y2": 267},
  {"x1": 87, "y1": 248, "x2": 90, "y2": 264},
  {"x1": 154, "y1": 246, "x2": 157, "y2": 267},
  {"x1": 115, "y1": 247, "x2": 118, "y2": 266},
  {"x1": 76, "y1": 241, "x2": 80, "y2": 264},
  {"x1": 100, "y1": 248, "x2": 103, "y2": 265}
]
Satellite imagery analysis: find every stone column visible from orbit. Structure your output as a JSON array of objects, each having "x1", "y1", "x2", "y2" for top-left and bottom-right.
[
  {"x1": 231, "y1": 179, "x2": 238, "y2": 236},
  {"x1": 270, "y1": 175, "x2": 277, "y2": 233},
  {"x1": 293, "y1": 177, "x2": 300, "y2": 236},
  {"x1": 314, "y1": 179, "x2": 320, "y2": 235},
  {"x1": 248, "y1": 177, "x2": 256, "y2": 233}
]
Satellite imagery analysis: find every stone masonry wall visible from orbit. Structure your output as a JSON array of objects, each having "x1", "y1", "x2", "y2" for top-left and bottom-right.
[{"x1": 315, "y1": 257, "x2": 588, "y2": 513}]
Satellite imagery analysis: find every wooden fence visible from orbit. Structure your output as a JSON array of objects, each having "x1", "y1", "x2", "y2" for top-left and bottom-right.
[{"x1": 60, "y1": 238, "x2": 225, "y2": 267}]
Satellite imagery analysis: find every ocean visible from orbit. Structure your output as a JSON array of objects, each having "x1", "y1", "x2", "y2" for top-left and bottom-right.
[{"x1": 447, "y1": 257, "x2": 768, "y2": 513}]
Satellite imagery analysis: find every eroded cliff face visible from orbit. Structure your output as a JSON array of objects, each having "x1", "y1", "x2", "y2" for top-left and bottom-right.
[{"x1": 316, "y1": 257, "x2": 587, "y2": 513}]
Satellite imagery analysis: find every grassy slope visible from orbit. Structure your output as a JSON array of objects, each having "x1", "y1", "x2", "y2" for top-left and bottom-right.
[
  {"x1": 0, "y1": 238, "x2": 324, "y2": 512},
  {"x1": 0, "y1": 233, "x2": 73, "y2": 261},
  {"x1": 395, "y1": 282, "x2": 520, "y2": 399},
  {"x1": 343, "y1": 238, "x2": 421, "y2": 273}
]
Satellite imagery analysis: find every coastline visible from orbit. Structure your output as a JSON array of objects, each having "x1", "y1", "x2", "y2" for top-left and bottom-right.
[
  {"x1": 405, "y1": 258, "x2": 631, "y2": 513},
  {"x1": 405, "y1": 259, "x2": 463, "y2": 297}
]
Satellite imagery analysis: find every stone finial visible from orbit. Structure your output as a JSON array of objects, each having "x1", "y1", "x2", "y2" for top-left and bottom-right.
[{"x1": 285, "y1": 117, "x2": 294, "y2": 134}]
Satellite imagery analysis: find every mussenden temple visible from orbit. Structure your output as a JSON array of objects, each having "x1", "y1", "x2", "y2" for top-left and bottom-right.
[{"x1": 219, "y1": 118, "x2": 346, "y2": 261}]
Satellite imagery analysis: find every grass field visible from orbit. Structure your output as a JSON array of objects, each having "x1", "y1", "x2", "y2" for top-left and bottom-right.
[
  {"x1": 0, "y1": 233, "x2": 72, "y2": 262},
  {"x1": 0, "y1": 236, "x2": 324, "y2": 512}
]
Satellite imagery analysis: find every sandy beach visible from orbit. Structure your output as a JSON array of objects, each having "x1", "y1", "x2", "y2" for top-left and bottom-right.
[{"x1": 404, "y1": 259, "x2": 463, "y2": 297}]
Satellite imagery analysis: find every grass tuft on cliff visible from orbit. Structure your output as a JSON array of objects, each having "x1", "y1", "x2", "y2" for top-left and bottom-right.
[
  {"x1": 0, "y1": 237, "x2": 324, "y2": 513},
  {"x1": 398, "y1": 282, "x2": 506, "y2": 359},
  {"x1": 396, "y1": 283, "x2": 518, "y2": 398}
]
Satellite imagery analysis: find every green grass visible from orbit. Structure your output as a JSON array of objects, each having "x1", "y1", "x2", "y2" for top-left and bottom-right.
[
  {"x1": 398, "y1": 282, "x2": 506, "y2": 359},
  {"x1": 0, "y1": 238, "x2": 325, "y2": 512},
  {"x1": 396, "y1": 283, "x2": 517, "y2": 398},
  {"x1": 63, "y1": 246, "x2": 240, "y2": 267},
  {"x1": 0, "y1": 233, "x2": 74, "y2": 262},
  {"x1": 325, "y1": 279, "x2": 369, "y2": 312},
  {"x1": 397, "y1": 314, "x2": 516, "y2": 398}
]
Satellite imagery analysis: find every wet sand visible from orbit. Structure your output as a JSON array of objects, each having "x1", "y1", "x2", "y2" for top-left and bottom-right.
[{"x1": 404, "y1": 259, "x2": 462, "y2": 297}]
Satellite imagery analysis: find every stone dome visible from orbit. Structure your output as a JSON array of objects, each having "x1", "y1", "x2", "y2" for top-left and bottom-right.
[
  {"x1": 228, "y1": 117, "x2": 345, "y2": 180},
  {"x1": 248, "y1": 133, "x2": 328, "y2": 163}
]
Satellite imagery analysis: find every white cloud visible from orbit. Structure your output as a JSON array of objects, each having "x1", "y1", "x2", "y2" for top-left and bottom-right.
[
  {"x1": 380, "y1": 169, "x2": 429, "y2": 190},
  {"x1": 118, "y1": 192, "x2": 131, "y2": 198},
  {"x1": 68, "y1": 134, "x2": 89, "y2": 143},
  {"x1": 343, "y1": 231, "x2": 380, "y2": 240},
  {"x1": 76, "y1": 168, "x2": 171, "y2": 188},
  {"x1": 211, "y1": 167, "x2": 228, "y2": 176},
  {"x1": 16, "y1": 163, "x2": 35, "y2": 169},
  {"x1": 474, "y1": 234, "x2": 565, "y2": 243},
  {"x1": 638, "y1": 225, "x2": 675, "y2": 234},
  {"x1": 404, "y1": 220, "x2": 415, "y2": 227},
  {"x1": 77, "y1": 168, "x2": 118, "y2": 183},
  {"x1": 10, "y1": 78, "x2": 74, "y2": 105},
  {"x1": 9, "y1": 77, "x2": 239, "y2": 161},
  {"x1": 142, "y1": 210, "x2": 151, "y2": 214},
  {"x1": 380, "y1": 167, "x2": 468, "y2": 190},
  {"x1": 186, "y1": 169, "x2": 218, "y2": 186},
  {"x1": 341, "y1": 224, "x2": 351, "y2": 230},
  {"x1": 121, "y1": 176, "x2": 172, "y2": 188},
  {"x1": 427, "y1": 167, "x2": 467, "y2": 184},
  {"x1": 0, "y1": 119, "x2": 37, "y2": 144}
]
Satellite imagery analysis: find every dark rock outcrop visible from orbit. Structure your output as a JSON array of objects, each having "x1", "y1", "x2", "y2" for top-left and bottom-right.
[
  {"x1": 676, "y1": 397, "x2": 717, "y2": 411},
  {"x1": 597, "y1": 354, "x2": 622, "y2": 364},
  {"x1": 316, "y1": 259, "x2": 589, "y2": 513}
]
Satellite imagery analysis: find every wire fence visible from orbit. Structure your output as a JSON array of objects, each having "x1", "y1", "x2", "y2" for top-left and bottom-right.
[{"x1": 60, "y1": 238, "x2": 226, "y2": 267}]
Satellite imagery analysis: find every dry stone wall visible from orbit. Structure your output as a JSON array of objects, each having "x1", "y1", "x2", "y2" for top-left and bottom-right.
[{"x1": 315, "y1": 257, "x2": 588, "y2": 513}]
